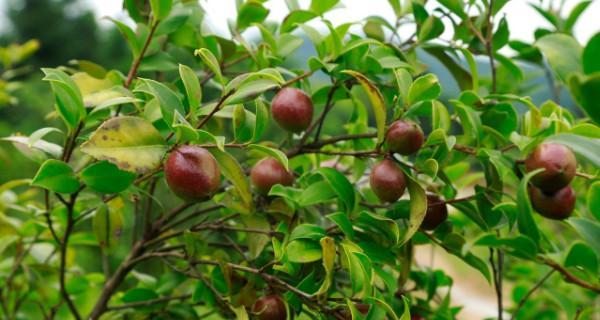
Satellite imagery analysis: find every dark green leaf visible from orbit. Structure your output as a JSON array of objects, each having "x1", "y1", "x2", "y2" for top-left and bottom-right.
[{"x1": 80, "y1": 161, "x2": 135, "y2": 193}]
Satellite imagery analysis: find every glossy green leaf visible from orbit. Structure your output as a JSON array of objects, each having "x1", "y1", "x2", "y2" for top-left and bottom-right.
[
  {"x1": 564, "y1": 241, "x2": 598, "y2": 275},
  {"x1": 81, "y1": 116, "x2": 167, "y2": 174},
  {"x1": 280, "y1": 10, "x2": 317, "y2": 33},
  {"x1": 194, "y1": 48, "x2": 223, "y2": 86},
  {"x1": 149, "y1": 0, "x2": 172, "y2": 21},
  {"x1": 31, "y1": 159, "x2": 80, "y2": 194},
  {"x1": 535, "y1": 34, "x2": 582, "y2": 83},
  {"x1": 135, "y1": 78, "x2": 185, "y2": 128},
  {"x1": 398, "y1": 171, "x2": 427, "y2": 246},
  {"x1": 80, "y1": 161, "x2": 136, "y2": 194},
  {"x1": 42, "y1": 68, "x2": 85, "y2": 130},
  {"x1": 315, "y1": 167, "x2": 355, "y2": 212},
  {"x1": 287, "y1": 239, "x2": 322, "y2": 263},
  {"x1": 237, "y1": 1, "x2": 269, "y2": 30},
  {"x1": 516, "y1": 169, "x2": 543, "y2": 245},
  {"x1": 342, "y1": 70, "x2": 386, "y2": 145},
  {"x1": 408, "y1": 74, "x2": 441, "y2": 105},
  {"x1": 247, "y1": 144, "x2": 288, "y2": 171},
  {"x1": 327, "y1": 212, "x2": 355, "y2": 239}
]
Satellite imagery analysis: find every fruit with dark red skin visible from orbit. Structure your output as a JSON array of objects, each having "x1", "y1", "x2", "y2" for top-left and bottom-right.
[
  {"x1": 411, "y1": 315, "x2": 426, "y2": 320},
  {"x1": 525, "y1": 143, "x2": 577, "y2": 193},
  {"x1": 370, "y1": 159, "x2": 406, "y2": 203},
  {"x1": 251, "y1": 158, "x2": 294, "y2": 195},
  {"x1": 422, "y1": 194, "x2": 448, "y2": 230},
  {"x1": 386, "y1": 120, "x2": 425, "y2": 155},
  {"x1": 271, "y1": 87, "x2": 314, "y2": 132},
  {"x1": 529, "y1": 185, "x2": 575, "y2": 220},
  {"x1": 164, "y1": 145, "x2": 220, "y2": 201},
  {"x1": 252, "y1": 295, "x2": 287, "y2": 320}
]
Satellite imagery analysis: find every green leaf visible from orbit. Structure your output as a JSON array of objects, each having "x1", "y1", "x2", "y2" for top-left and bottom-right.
[
  {"x1": 194, "y1": 48, "x2": 223, "y2": 86},
  {"x1": 81, "y1": 116, "x2": 168, "y2": 174},
  {"x1": 179, "y1": 64, "x2": 201, "y2": 116},
  {"x1": 299, "y1": 181, "x2": 336, "y2": 206},
  {"x1": 135, "y1": 78, "x2": 185, "y2": 128},
  {"x1": 398, "y1": 172, "x2": 427, "y2": 246},
  {"x1": 469, "y1": 234, "x2": 537, "y2": 259},
  {"x1": 207, "y1": 148, "x2": 253, "y2": 212},
  {"x1": 438, "y1": 0, "x2": 465, "y2": 18},
  {"x1": 290, "y1": 224, "x2": 327, "y2": 241},
  {"x1": 587, "y1": 181, "x2": 600, "y2": 220},
  {"x1": 247, "y1": 144, "x2": 288, "y2": 171},
  {"x1": 394, "y1": 68, "x2": 412, "y2": 104},
  {"x1": 342, "y1": 70, "x2": 387, "y2": 145},
  {"x1": 287, "y1": 239, "x2": 322, "y2": 263},
  {"x1": 516, "y1": 169, "x2": 543, "y2": 245},
  {"x1": 314, "y1": 237, "x2": 335, "y2": 295},
  {"x1": 280, "y1": 10, "x2": 318, "y2": 33},
  {"x1": 80, "y1": 161, "x2": 136, "y2": 194},
  {"x1": 232, "y1": 104, "x2": 255, "y2": 143},
  {"x1": 568, "y1": 73, "x2": 600, "y2": 124},
  {"x1": 565, "y1": 1, "x2": 593, "y2": 32},
  {"x1": 535, "y1": 34, "x2": 582, "y2": 84},
  {"x1": 105, "y1": 17, "x2": 140, "y2": 57},
  {"x1": 315, "y1": 167, "x2": 355, "y2": 212},
  {"x1": 224, "y1": 70, "x2": 283, "y2": 104},
  {"x1": 546, "y1": 133, "x2": 600, "y2": 167},
  {"x1": 92, "y1": 203, "x2": 123, "y2": 250},
  {"x1": 583, "y1": 33, "x2": 600, "y2": 74},
  {"x1": 564, "y1": 242, "x2": 598, "y2": 275},
  {"x1": 327, "y1": 212, "x2": 355, "y2": 239},
  {"x1": 365, "y1": 297, "x2": 401, "y2": 320},
  {"x1": 252, "y1": 99, "x2": 269, "y2": 142},
  {"x1": 241, "y1": 214, "x2": 270, "y2": 260},
  {"x1": 42, "y1": 68, "x2": 85, "y2": 130},
  {"x1": 310, "y1": 0, "x2": 339, "y2": 15},
  {"x1": 408, "y1": 74, "x2": 441, "y2": 105},
  {"x1": 31, "y1": 159, "x2": 80, "y2": 194},
  {"x1": 150, "y1": 0, "x2": 172, "y2": 21},
  {"x1": 122, "y1": 288, "x2": 159, "y2": 304},
  {"x1": 569, "y1": 218, "x2": 600, "y2": 257},
  {"x1": 340, "y1": 241, "x2": 372, "y2": 298},
  {"x1": 237, "y1": 1, "x2": 269, "y2": 30},
  {"x1": 357, "y1": 211, "x2": 399, "y2": 245}
]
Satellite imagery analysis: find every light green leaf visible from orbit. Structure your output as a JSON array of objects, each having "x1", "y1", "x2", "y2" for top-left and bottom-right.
[
  {"x1": 31, "y1": 159, "x2": 80, "y2": 194},
  {"x1": 564, "y1": 241, "x2": 598, "y2": 275},
  {"x1": 237, "y1": 1, "x2": 269, "y2": 30},
  {"x1": 247, "y1": 144, "x2": 288, "y2": 171},
  {"x1": 208, "y1": 148, "x2": 253, "y2": 212},
  {"x1": 81, "y1": 116, "x2": 168, "y2": 174},
  {"x1": 535, "y1": 34, "x2": 582, "y2": 83},
  {"x1": 394, "y1": 68, "x2": 412, "y2": 104},
  {"x1": 179, "y1": 64, "x2": 201, "y2": 115},
  {"x1": 342, "y1": 70, "x2": 386, "y2": 145},
  {"x1": 310, "y1": 0, "x2": 339, "y2": 15},
  {"x1": 569, "y1": 218, "x2": 600, "y2": 257},
  {"x1": 287, "y1": 239, "x2": 322, "y2": 263},
  {"x1": 587, "y1": 181, "x2": 600, "y2": 220},
  {"x1": 194, "y1": 48, "x2": 223, "y2": 86},
  {"x1": 408, "y1": 74, "x2": 441, "y2": 105},
  {"x1": 42, "y1": 68, "x2": 85, "y2": 130},
  {"x1": 135, "y1": 78, "x2": 185, "y2": 128},
  {"x1": 281, "y1": 10, "x2": 318, "y2": 33},
  {"x1": 252, "y1": 99, "x2": 269, "y2": 142},
  {"x1": 150, "y1": 0, "x2": 172, "y2": 21}
]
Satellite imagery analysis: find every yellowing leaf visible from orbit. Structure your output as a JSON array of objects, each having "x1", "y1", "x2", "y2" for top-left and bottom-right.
[
  {"x1": 342, "y1": 70, "x2": 386, "y2": 145},
  {"x1": 81, "y1": 116, "x2": 167, "y2": 174}
]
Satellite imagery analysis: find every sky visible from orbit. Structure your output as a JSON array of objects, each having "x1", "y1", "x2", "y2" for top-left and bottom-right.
[{"x1": 84, "y1": 0, "x2": 600, "y2": 44}]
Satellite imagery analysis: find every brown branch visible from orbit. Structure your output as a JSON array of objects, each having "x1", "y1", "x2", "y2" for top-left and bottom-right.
[
  {"x1": 538, "y1": 257, "x2": 600, "y2": 294},
  {"x1": 194, "y1": 89, "x2": 236, "y2": 130},
  {"x1": 59, "y1": 198, "x2": 81, "y2": 320},
  {"x1": 305, "y1": 132, "x2": 377, "y2": 149},
  {"x1": 106, "y1": 294, "x2": 192, "y2": 311},
  {"x1": 124, "y1": 22, "x2": 158, "y2": 89}
]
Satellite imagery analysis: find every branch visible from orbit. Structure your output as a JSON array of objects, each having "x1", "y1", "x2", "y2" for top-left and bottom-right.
[
  {"x1": 59, "y1": 199, "x2": 81, "y2": 320},
  {"x1": 106, "y1": 294, "x2": 192, "y2": 311},
  {"x1": 124, "y1": 22, "x2": 158, "y2": 89},
  {"x1": 305, "y1": 132, "x2": 377, "y2": 149},
  {"x1": 510, "y1": 269, "x2": 555, "y2": 320},
  {"x1": 195, "y1": 89, "x2": 236, "y2": 130},
  {"x1": 538, "y1": 257, "x2": 600, "y2": 294}
]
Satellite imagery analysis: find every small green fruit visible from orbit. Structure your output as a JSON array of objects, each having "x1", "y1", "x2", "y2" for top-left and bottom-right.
[
  {"x1": 422, "y1": 194, "x2": 448, "y2": 230},
  {"x1": 369, "y1": 159, "x2": 406, "y2": 203},
  {"x1": 525, "y1": 143, "x2": 576, "y2": 193},
  {"x1": 250, "y1": 158, "x2": 294, "y2": 195},
  {"x1": 386, "y1": 120, "x2": 424, "y2": 155},
  {"x1": 271, "y1": 87, "x2": 313, "y2": 133},
  {"x1": 252, "y1": 295, "x2": 287, "y2": 320},
  {"x1": 529, "y1": 185, "x2": 575, "y2": 220},
  {"x1": 164, "y1": 145, "x2": 220, "y2": 201}
]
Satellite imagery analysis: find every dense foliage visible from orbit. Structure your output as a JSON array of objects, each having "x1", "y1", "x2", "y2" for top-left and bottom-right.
[{"x1": 0, "y1": 0, "x2": 599, "y2": 319}]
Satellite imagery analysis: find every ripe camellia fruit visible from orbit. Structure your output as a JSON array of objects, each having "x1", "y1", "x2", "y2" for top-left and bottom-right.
[
  {"x1": 386, "y1": 120, "x2": 425, "y2": 155},
  {"x1": 252, "y1": 295, "x2": 287, "y2": 320},
  {"x1": 271, "y1": 87, "x2": 313, "y2": 132},
  {"x1": 370, "y1": 159, "x2": 406, "y2": 203},
  {"x1": 525, "y1": 143, "x2": 577, "y2": 193},
  {"x1": 251, "y1": 158, "x2": 294, "y2": 195},
  {"x1": 422, "y1": 194, "x2": 448, "y2": 230},
  {"x1": 164, "y1": 145, "x2": 220, "y2": 201},
  {"x1": 529, "y1": 185, "x2": 575, "y2": 220}
]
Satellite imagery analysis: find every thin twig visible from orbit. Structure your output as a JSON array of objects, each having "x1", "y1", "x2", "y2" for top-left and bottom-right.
[
  {"x1": 510, "y1": 269, "x2": 555, "y2": 320},
  {"x1": 106, "y1": 294, "x2": 192, "y2": 311}
]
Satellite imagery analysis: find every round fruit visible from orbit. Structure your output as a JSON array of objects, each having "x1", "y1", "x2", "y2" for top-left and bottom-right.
[
  {"x1": 525, "y1": 143, "x2": 577, "y2": 193},
  {"x1": 422, "y1": 194, "x2": 448, "y2": 230},
  {"x1": 386, "y1": 120, "x2": 425, "y2": 155},
  {"x1": 369, "y1": 159, "x2": 406, "y2": 203},
  {"x1": 271, "y1": 87, "x2": 314, "y2": 133},
  {"x1": 252, "y1": 295, "x2": 287, "y2": 320},
  {"x1": 529, "y1": 185, "x2": 575, "y2": 220},
  {"x1": 164, "y1": 145, "x2": 220, "y2": 201},
  {"x1": 251, "y1": 158, "x2": 294, "y2": 195}
]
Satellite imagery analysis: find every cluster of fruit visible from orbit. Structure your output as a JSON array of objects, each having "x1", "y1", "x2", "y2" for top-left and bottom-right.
[{"x1": 525, "y1": 143, "x2": 577, "y2": 220}]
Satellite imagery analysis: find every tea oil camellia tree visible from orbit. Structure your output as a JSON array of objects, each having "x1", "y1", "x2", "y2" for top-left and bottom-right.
[{"x1": 1, "y1": 0, "x2": 600, "y2": 319}]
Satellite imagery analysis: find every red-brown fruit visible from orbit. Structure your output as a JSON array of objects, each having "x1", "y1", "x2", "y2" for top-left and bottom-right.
[
  {"x1": 251, "y1": 158, "x2": 294, "y2": 195},
  {"x1": 164, "y1": 145, "x2": 220, "y2": 201},
  {"x1": 529, "y1": 185, "x2": 575, "y2": 220},
  {"x1": 252, "y1": 295, "x2": 287, "y2": 320},
  {"x1": 386, "y1": 120, "x2": 425, "y2": 155},
  {"x1": 422, "y1": 194, "x2": 448, "y2": 230},
  {"x1": 370, "y1": 159, "x2": 406, "y2": 203},
  {"x1": 525, "y1": 143, "x2": 577, "y2": 193},
  {"x1": 271, "y1": 87, "x2": 314, "y2": 133},
  {"x1": 411, "y1": 315, "x2": 426, "y2": 320}
]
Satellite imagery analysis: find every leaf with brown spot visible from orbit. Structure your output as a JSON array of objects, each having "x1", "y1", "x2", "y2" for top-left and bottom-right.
[{"x1": 81, "y1": 116, "x2": 167, "y2": 174}]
